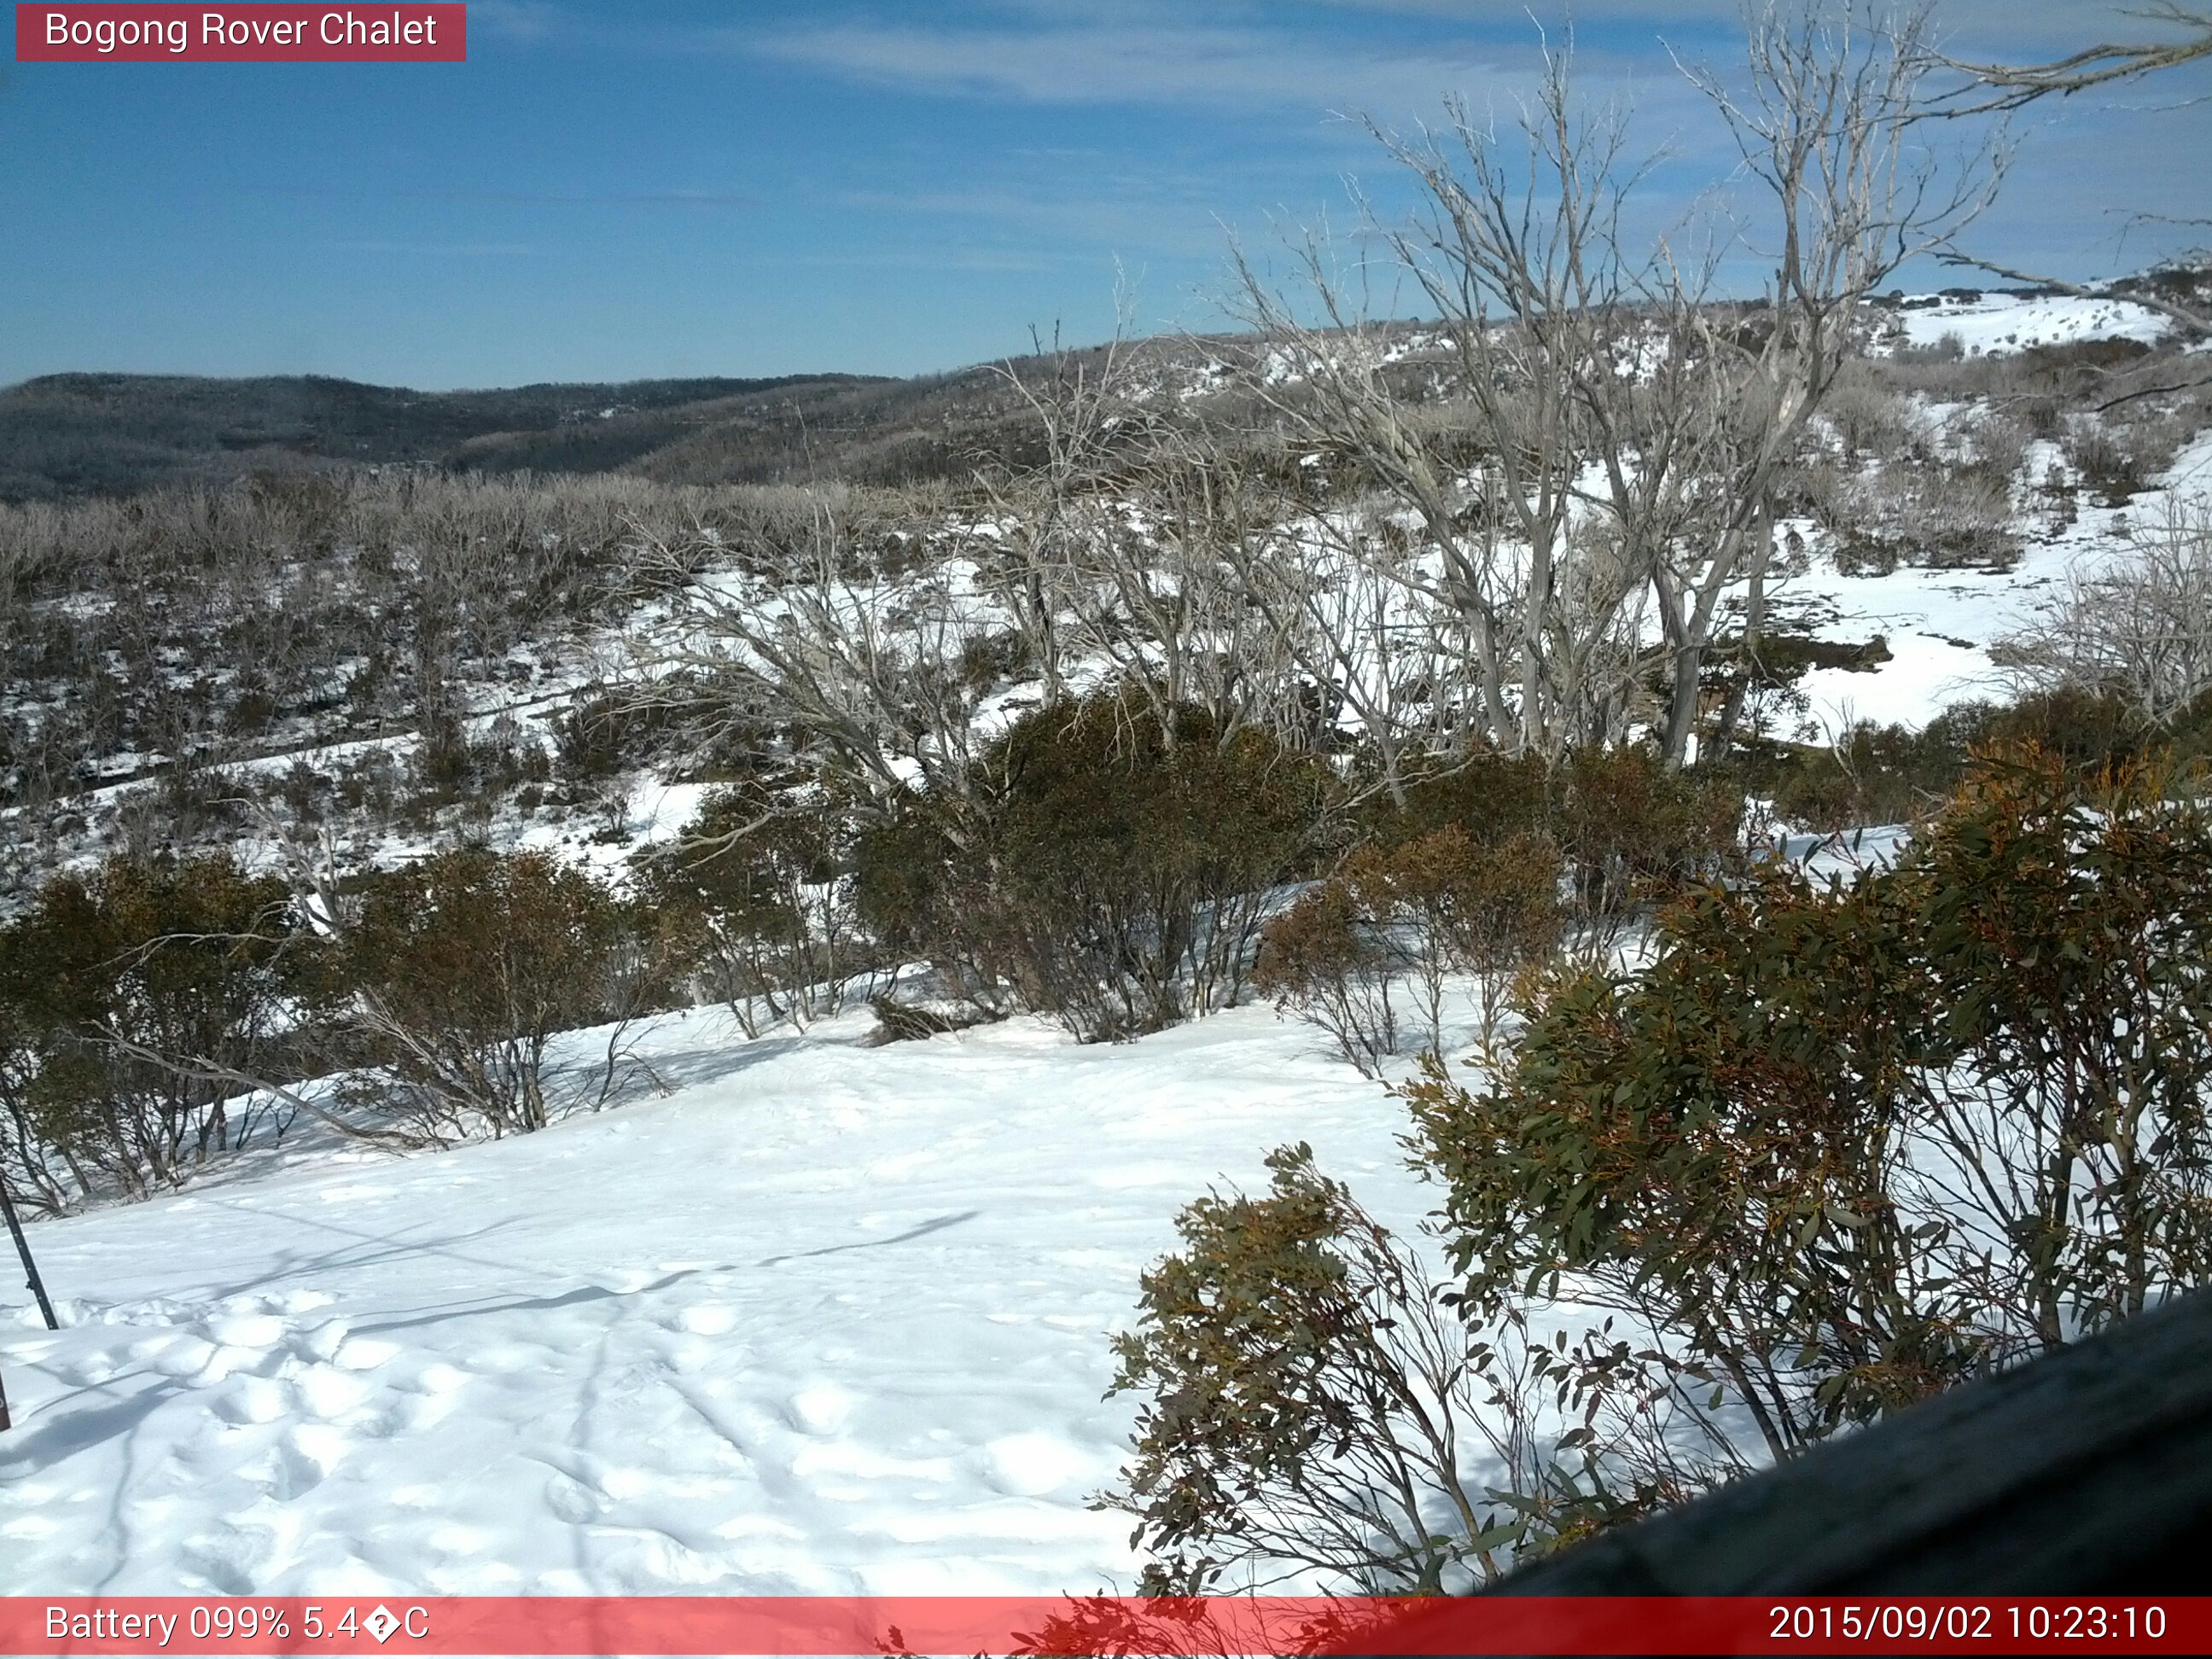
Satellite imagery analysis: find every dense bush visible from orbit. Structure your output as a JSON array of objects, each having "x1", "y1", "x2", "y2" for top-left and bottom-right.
[
  {"x1": 1251, "y1": 880, "x2": 1403, "y2": 1075},
  {"x1": 0, "y1": 854, "x2": 297, "y2": 1208},
  {"x1": 641, "y1": 783, "x2": 874, "y2": 1035},
  {"x1": 0, "y1": 841, "x2": 707, "y2": 1208},
  {"x1": 1119, "y1": 745, "x2": 2212, "y2": 1594},
  {"x1": 323, "y1": 847, "x2": 643, "y2": 1139},
  {"x1": 1407, "y1": 748, "x2": 2212, "y2": 1474},
  {"x1": 1760, "y1": 715, "x2": 1976, "y2": 831},
  {"x1": 1757, "y1": 687, "x2": 2212, "y2": 832},
  {"x1": 1551, "y1": 746, "x2": 1744, "y2": 947},
  {"x1": 1104, "y1": 1144, "x2": 1633, "y2": 1593},
  {"x1": 1254, "y1": 826, "x2": 1563, "y2": 1074},
  {"x1": 1828, "y1": 458, "x2": 2018, "y2": 573},
  {"x1": 1256, "y1": 748, "x2": 1737, "y2": 1075},
  {"x1": 2064, "y1": 418, "x2": 2164, "y2": 507},
  {"x1": 553, "y1": 690, "x2": 694, "y2": 786},
  {"x1": 1359, "y1": 746, "x2": 1740, "y2": 948},
  {"x1": 1353, "y1": 750, "x2": 1552, "y2": 850},
  {"x1": 855, "y1": 693, "x2": 1328, "y2": 1041}
]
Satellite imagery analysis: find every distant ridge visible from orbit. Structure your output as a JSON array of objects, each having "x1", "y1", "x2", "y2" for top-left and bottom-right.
[
  {"x1": 0, "y1": 370, "x2": 923, "y2": 501},
  {"x1": 20, "y1": 268, "x2": 2195, "y2": 504}
]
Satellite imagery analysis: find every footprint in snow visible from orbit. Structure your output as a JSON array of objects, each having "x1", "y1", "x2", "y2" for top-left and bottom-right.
[
  {"x1": 258, "y1": 1424, "x2": 346, "y2": 1499},
  {"x1": 176, "y1": 1530, "x2": 265, "y2": 1597},
  {"x1": 982, "y1": 1431, "x2": 1092, "y2": 1498},
  {"x1": 331, "y1": 1335, "x2": 400, "y2": 1372},
  {"x1": 294, "y1": 1362, "x2": 370, "y2": 1420},
  {"x1": 544, "y1": 1470, "x2": 602, "y2": 1524},
  {"x1": 670, "y1": 1302, "x2": 736, "y2": 1336},
  {"x1": 783, "y1": 1382, "x2": 855, "y2": 1435},
  {"x1": 148, "y1": 1334, "x2": 222, "y2": 1381},
  {"x1": 356, "y1": 1365, "x2": 469, "y2": 1438},
  {"x1": 211, "y1": 1374, "x2": 296, "y2": 1426},
  {"x1": 288, "y1": 1318, "x2": 352, "y2": 1363}
]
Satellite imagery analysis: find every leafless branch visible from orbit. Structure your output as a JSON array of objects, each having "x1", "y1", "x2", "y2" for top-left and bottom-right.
[{"x1": 1936, "y1": 4, "x2": 2212, "y2": 115}]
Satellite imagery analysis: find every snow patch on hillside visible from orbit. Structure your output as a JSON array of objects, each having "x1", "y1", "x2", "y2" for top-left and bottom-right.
[
  {"x1": 1784, "y1": 428, "x2": 2212, "y2": 734},
  {"x1": 1883, "y1": 291, "x2": 2173, "y2": 356}
]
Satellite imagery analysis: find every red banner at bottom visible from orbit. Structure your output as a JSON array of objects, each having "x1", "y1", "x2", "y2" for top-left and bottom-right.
[{"x1": 2, "y1": 1596, "x2": 2203, "y2": 1656}]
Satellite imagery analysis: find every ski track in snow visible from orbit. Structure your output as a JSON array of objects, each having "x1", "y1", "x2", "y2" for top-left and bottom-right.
[{"x1": 0, "y1": 1004, "x2": 1431, "y2": 1596}]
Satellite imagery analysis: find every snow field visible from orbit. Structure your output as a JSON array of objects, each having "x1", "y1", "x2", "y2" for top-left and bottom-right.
[
  {"x1": 1786, "y1": 428, "x2": 2212, "y2": 735},
  {"x1": 0, "y1": 1002, "x2": 1433, "y2": 1596},
  {"x1": 1886, "y1": 291, "x2": 2174, "y2": 356}
]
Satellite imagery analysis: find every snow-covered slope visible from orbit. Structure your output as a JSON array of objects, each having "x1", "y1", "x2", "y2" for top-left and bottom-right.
[
  {"x1": 7, "y1": 283, "x2": 2208, "y2": 1597},
  {"x1": 1784, "y1": 428, "x2": 2212, "y2": 735},
  {"x1": 0, "y1": 1004, "x2": 1424, "y2": 1596},
  {"x1": 1883, "y1": 290, "x2": 2174, "y2": 356}
]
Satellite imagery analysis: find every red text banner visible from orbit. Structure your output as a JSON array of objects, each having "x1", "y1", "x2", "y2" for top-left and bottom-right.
[
  {"x1": 0, "y1": 1596, "x2": 2205, "y2": 1656},
  {"x1": 15, "y1": 5, "x2": 465, "y2": 62}
]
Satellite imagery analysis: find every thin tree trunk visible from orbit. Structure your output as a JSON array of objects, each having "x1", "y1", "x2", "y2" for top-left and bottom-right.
[
  {"x1": 3, "y1": 1180, "x2": 60, "y2": 1332},
  {"x1": 1711, "y1": 496, "x2": 1773, "y2": 758}
]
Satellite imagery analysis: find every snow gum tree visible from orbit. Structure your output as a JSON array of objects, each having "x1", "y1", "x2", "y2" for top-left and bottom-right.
[{"x1": 1228, "y1": 2, "x2": 2002, "y2": 767}]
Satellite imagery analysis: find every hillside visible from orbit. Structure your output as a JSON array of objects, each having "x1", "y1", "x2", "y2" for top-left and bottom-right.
[
  {"x1": 0, "y1": 367, "x2": 1074, "y2": 502},
  {"x1": 0, "y1": 833, "x2": 1901, "y2": 1597},
  {"x1": 3, "y1": 284, "x2": 2210, "y2": 1600}
]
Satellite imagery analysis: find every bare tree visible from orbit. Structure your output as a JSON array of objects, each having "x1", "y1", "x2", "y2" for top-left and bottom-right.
[
  {"x1": 1223, "y1": 9, "x2": 1997, "y2": 771},
  {"x1": 2000, "y1": 493, "x2": 2212, "y2": 726},
  {"x1": 975, "y1": 334, "x2": 1318, "y2": 756},
  {"x1": 1233, "y1": 499, "x2": 1473, "y2": 803},
  {"x1": 969, "y1": 325, "x2": 1136, "y2": 710},
  {"x1": 1939, "y1": 3, "x2": 2212, "y2": 114},
  {"x1": 638, "y1": 495, "x2": 996, "y2": 833},
  {"x1": 1668, "y1": 0, "x2": 2005, "y2": 760},
  {"x1": 1228, "y1": 49, "x2": 1689, "y2": 764},
  {"x1": 1930, "y1": 3, "x2": 2210, "y2": 346}
]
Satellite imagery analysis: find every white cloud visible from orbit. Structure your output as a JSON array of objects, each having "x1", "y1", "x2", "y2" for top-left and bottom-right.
[{"x1": 733, "y1": 19, "x2": 1537, "y2": 114}]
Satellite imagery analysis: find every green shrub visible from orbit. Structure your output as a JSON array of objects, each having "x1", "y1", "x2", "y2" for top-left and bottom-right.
[
  {"x1": 0, "y1": 854, "x2": 297, "y2": 1205},
  {"x1": 641, "y1": 783, "x2": 872, "y2": 1035},
  {"x1": 1104, "y1": 1144, "x2": 1640, "y2": 1594},
  {"x1": 1254, "y1": 825, "x2": 1562, "y2": 1072},
  {"x1": 1555, "y1": 746, "x2": 1743, "y2": 946},
  {"x1": 328, "y1": 847, "x2": 634, "y2": 1138},
  {"x1": 1354, "y1": 750, "x2": 1551, "y2": 851},
  {"x1": 1252, "y1": 880, "x2": 1400, "y2": 1075},
  {"x1": 856, "y1": 691, "x2": 1327, "y2": 1040},
  {"x1": 1407, "y1": 747, "x2": 2212, "y2": 1470},
  {"x1": 1757, "y1": 688, "x2": 2212, "y2": 835},
  {"x1": 849, "y1": 790, "x2": 1024, "y2": 1018},
  {"x1": 1980, "y1": 685, "x2": 2155, "y2": 770},
  {"x1": 1359, "y1": 746, "x2": 1738, "y2": 952},
  {"x1": 1762, "y1": 718, "x2": 1970, "y2": 831}
]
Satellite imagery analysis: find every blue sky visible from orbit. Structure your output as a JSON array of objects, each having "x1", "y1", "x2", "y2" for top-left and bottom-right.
[{"x1": 2, "y1": 1, "x2": 2205, "y2": 388}]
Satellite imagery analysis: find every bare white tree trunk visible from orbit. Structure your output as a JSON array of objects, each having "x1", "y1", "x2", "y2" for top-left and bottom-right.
[{"x1": 1659, "y1": 1, "x2": 2007, "y2": 762}]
